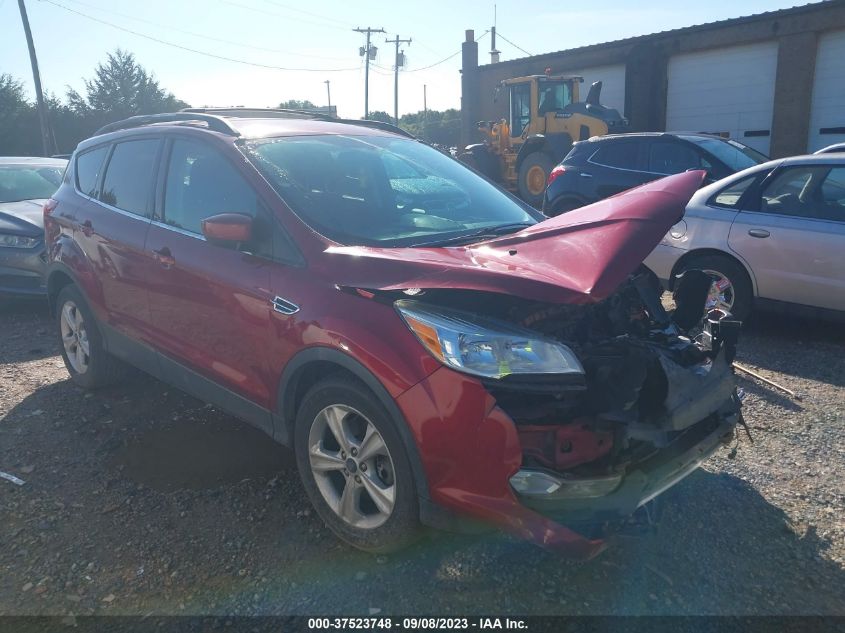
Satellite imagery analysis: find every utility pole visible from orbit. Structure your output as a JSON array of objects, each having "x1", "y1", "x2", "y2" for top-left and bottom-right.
[
  {"x1": 386, "y1": 35, "x2": 411, "y2": 125},
  {"x1": 422, "y1": 84, "x2": 427, "y2": 142},
  {"x1": 354, "y1": 27, "x2": 384, "y2": 119},
  {"x1": 324, "y1": 80, "x2": 332, "y2": 116},
  {"x1": 17, "y1": 0, "x2": 53, "y2": 156},
  {"x1": 490, "y1": 4, "x2": 500, "y2": 63}
]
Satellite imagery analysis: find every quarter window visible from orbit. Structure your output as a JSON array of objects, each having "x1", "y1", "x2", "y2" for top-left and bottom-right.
[
  {"x1": 100, "y1": 140, "x2": 160, "y2": 217},
  {"x1": 75, "y1": 146, "x2": 109, "y2": 197},
  {"x1": 163, "y1": 139, "x2": 258, "y2": 235},
  {"x1": 590, "y1": 142, "x2": 639, "y2": 170},
  {"x1": 710, "y1": 175, "x2": 758, "y2": 208}
]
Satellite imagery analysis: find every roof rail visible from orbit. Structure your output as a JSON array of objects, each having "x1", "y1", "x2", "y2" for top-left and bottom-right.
[
  {"x1": 181, "y1": 107, "x2": 333, "y2": 121},
  {"x1": 94, "y1": 112, "x2": 238, "y2": 137},
  {"x1": 335, "y1": 118, "x2": 415, "y2": 139}
]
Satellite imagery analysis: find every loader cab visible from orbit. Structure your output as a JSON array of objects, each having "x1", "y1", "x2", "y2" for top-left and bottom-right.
[{"x1": 505, "y1": 75, "x2": 582, "y2": 139}]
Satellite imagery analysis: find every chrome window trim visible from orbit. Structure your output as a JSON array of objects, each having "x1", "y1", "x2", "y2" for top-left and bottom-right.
[
  {"x1": 150, "y1": 219, "x2": 207, "y2": 241},
  {"x1": 73, "y1": 190, "x2": 152, "y2": 224}
]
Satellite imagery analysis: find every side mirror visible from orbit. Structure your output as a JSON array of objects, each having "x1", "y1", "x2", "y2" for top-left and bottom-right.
[{"x1": 201, "y1": 213, "x2": 253, "y2": 244}]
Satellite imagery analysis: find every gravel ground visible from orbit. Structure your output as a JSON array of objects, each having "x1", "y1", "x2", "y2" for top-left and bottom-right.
[{"x1": 1, "y1": 299, "x2": 843, "y2": 617}]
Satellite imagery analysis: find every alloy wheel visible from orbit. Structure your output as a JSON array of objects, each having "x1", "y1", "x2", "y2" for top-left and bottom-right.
[
  {"x1": 60, "y1": 301, "x2": 90, "y2": 374},
  {"x1": 307, "y1": 404, "x2": 396, "y2": 529},
  {"x1": 702, "y1": 269, "x2": 735, "y2": 313}
]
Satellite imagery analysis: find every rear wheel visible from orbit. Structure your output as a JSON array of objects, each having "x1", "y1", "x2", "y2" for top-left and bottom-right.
[
  {"x1": 55, "y1": 285, "x2": 128, "y2": 388},
  {"x1": 294, "y1": 377, "x2": 422, "y2": 553},
  {"x1": 675, "y1": 254, "x2": 753, "y2": 322},
  {"x1": 518, "y1": 153, "x2": 555, "y2": 207}
]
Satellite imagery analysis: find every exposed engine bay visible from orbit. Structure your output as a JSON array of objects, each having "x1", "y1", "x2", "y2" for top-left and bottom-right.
[{"x1": 383, "y1": 265, "x2": 742, "y2": 491}]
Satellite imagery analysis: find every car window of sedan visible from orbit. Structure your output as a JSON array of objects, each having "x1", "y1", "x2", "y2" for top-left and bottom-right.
[
  {"x1": 759, "y1": 166, "x2": 843, "y2": 220},
  {"x1": 710, "y1": 174, "x2": 758, "y2": 208}
]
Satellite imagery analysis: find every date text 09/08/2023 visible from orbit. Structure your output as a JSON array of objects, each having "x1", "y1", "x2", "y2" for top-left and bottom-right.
[{"x1": 307, "y1": 617, "x2": 528, "y2": 630}]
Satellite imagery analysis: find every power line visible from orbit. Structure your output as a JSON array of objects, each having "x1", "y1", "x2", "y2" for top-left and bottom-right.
[
  {"x1": 40, "y1": 0, "x2": 362, "y2": 72},
  {"x1": 406, "y1": 30, "x2": 489, "y2": 73},
  {"x1": 257, "y1": 0, "x2": 348, "y2": 28},
  {"x1": 495, "y1": 31, "x2": 532, "y2": 57},
  {"x1": 59, "y1": 0, "x2": 350, "y2": 61},
  {"x1": 222, "y1": 0, "x2": 348, "y2": 32}
]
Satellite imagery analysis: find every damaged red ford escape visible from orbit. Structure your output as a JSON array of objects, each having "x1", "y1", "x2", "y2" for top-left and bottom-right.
[{"x1": 44, "y1": 110, "x2": 743, "y2": 558}]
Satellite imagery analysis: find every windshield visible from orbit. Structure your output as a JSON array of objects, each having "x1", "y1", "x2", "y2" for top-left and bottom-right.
[
  {"x1": 0, "y1": 164, "x2": 65, "y2": 203},
  {"x1": 242, "y1": 135, "x2": 540, "y2": 247},
  {"x1": 680, "y1": 136, "x2": 768, "y2": 172}
]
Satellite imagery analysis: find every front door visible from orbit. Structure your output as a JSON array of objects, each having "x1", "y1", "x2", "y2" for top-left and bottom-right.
[
  {"x1": 728, "y1": 164, "x2": 845, "y2": 311},
  {"x1": 143, "y1": 137, "x2": 277, "y2": 427}
]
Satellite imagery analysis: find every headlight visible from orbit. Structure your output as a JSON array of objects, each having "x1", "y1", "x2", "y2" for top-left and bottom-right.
[
  {"x1": 0, "y1": 234, "x2": 39, "y2": 248},
  {"x1": 395, "y1": 300, "x2": 583, "y2": 379}
]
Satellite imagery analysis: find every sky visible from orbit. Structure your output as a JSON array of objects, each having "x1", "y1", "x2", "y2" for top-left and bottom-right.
[{"x1": 2, "y1": 0, "x2": 809, "y2": 120}]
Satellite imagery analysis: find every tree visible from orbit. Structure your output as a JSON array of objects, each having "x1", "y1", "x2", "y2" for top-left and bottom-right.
[
  {"x1": 278, "y1": 99, "x2": 317, "y2": 110},
  {"x1": 398, "y1": 108, "x2": 461, "y2": 147},
  {"x1": 66, "y1": 49, "x2": 188, "y2": 132},
  {"x1": 366, "y1": 110, "x2": 393, "y2": 124},
  {"x1": 0, "y1": 74, "x2": 39, "y2": 155}
]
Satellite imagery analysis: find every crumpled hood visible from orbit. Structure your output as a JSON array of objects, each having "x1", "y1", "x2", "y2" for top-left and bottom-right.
[
  {"x1": 324, "y1": 171, "x2": 704, "y2": 305},
  {"x1": 0, "y1": 199, "x2": 46, "y2": 236}
]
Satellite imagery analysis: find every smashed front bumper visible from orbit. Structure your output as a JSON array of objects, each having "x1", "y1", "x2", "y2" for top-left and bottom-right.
[
  {"x1": 396, "y1": 352, "x2": 740, "y2": 559},
  {"x1": 511, "y1": 403, "x2": 739, "y2": 523}
]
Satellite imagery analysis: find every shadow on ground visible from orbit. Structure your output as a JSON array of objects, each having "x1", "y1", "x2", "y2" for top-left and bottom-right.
[{"x1": 2, "y1": 373, "x2": 843, "y2": 616}]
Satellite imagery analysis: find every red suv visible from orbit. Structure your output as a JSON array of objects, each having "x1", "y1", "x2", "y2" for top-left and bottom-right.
[{"x1": 44, "y1": 109, "x2": 743, "y2": 558}]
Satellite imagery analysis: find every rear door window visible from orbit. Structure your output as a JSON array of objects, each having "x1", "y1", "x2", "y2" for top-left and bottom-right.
[
  {"x1": 75, "y1": 146, "x2": 109, "y2": 197},
  {"x1": 757, "y1": 165, "x2": 845, "y2": 220},
  {"x1": 589, "y1": 142, "x2": 640, "y2": 170},
  {"x1": 100, "y1": 139, "x2": 160, "y2": 217},
  {"x1": 648, "y1": 142, "x2": 702, "y2": 175}
]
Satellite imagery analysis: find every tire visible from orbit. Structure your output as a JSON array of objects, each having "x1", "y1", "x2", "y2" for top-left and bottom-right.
[
  {"x1": 294, "y1": 376, "x2": 422, "y2": 553},
  {"x1": 517, "y1": 153, "x2": 555, "y2": 207},
  {"x1": 675, "y1": 254, "x2": 753, "y2": 322},
  {"x1": 55, "y1": 284, "x2": 128, "y2": 389}
]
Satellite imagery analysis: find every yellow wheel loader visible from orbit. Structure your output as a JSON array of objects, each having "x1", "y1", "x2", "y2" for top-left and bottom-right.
[{"x1": 460, "y1": 73, "x2": 628, "y2": 206}]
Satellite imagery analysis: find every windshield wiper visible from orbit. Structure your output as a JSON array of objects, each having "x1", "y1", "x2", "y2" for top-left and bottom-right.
[{"x1": 412, "y1": 222, "x2": 534, "y2": 248}]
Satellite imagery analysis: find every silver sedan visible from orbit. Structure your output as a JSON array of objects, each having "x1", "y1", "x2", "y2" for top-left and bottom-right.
[
  {"x1": 0, "y1": 157, "x2": 67, "y2": 297},
  {"x1": 645, "y1": 154, "x2": 845, "y2": 321}
]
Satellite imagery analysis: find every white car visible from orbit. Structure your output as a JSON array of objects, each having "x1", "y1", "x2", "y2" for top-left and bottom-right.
[{"x1": 645, "y1": 155, "x2": 845, "y2": 321}]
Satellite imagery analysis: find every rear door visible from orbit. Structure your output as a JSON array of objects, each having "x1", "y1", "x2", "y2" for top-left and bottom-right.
[
  {"x1": 73, "y1": 138, "x2": 160, "y2": 345},
  {"x1": 143, "y1": 136, "x2": 277, "y2": 427},
  {"x1": 728, "y1": 164, "x2": 845, "y2": 310}
]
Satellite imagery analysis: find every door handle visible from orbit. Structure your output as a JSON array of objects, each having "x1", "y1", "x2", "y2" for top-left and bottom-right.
[
  {"x1": 153, "y1": 247, "x2": 176, "y2": 268},
  {"x1": 579, "y1": 172, "x2": 593, "y2": 178},
  {"x1": 748, "y1": 229, "x2": 770, "y2": 238}
]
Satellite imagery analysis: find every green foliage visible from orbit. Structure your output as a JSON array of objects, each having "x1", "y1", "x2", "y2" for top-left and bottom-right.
[
  {"x1": 366, "y1": 111, "x2": 394, "y2": 124},
  {"x1": 278, "y1": 99, "x2": 317, "y2": 110},
  {"x1": 396, "y1": 108, "x2": 460, "y2": 147},
  {"x1": 1, "y1": 49, "x2": 188, "y2": 156}
]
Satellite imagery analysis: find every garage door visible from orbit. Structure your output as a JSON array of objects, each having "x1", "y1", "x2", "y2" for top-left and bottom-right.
[
  {"x1": 666, "y1": 43, "x2": 778, "y2": 155},
  {"x1": 808, "y1": 30, "x2": 845, "y2": 152},
  {"x1": 571, "y1": 64, "x2": 626, "y2": 115}
]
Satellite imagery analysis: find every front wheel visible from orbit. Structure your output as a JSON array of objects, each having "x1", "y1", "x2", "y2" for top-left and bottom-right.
[
  {"x1": 517, "y1": 153, "x2": 555, "y2": 207},
  {"x1": 294, "y1": 377, "x2": 422, "y2": 553}
]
